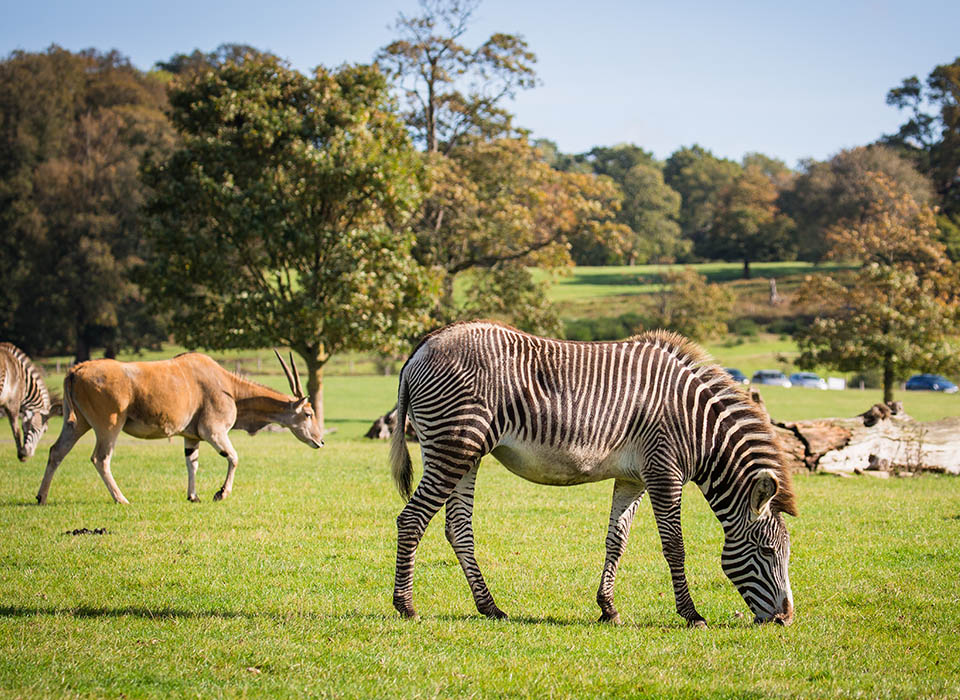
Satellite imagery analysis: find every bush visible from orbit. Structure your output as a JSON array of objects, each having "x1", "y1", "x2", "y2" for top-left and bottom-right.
[
  {"x1": 563, "y1": 313, "x2": 648, "y2": 341},
  {"x1": 730, "y1": 317, "x2": 760, "y2": 336}
]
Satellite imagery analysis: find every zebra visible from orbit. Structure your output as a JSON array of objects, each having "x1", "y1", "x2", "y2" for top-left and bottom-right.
[
  {"x1": 0, "y1": 343, "x2": 52, "y2": 462},
  {"x1": 390, "y1": 321, "x2": 798, "y2": 627}
]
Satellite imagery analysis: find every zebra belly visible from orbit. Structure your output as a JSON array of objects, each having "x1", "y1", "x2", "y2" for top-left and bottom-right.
[{"x1": 491, "y1": 435, "x2": 629, "y2": 486}]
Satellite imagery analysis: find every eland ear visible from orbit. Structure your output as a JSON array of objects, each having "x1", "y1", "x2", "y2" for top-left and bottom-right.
[{"x1": 750, "y1": 469, "x2": 779, "y2": 518}]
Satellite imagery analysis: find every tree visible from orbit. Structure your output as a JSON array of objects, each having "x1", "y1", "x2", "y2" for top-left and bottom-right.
[
  {"x1": 663, "y1": 145, "x2": 742, "y2": 257},
  {"x1": 782, "y1": 145, "x2": 933, "y2": 262},
  {"x1": 141, "y1": 55, "x2": 436, "y2": 429},
  {"x1": 377, "y1": 1, "x2": 620, "y2": 332},
  {"x1": 564, "y1": 144, "x2": 687, "y2": 265},
  {"x1": 412, "y1": 136, "x2": 623, "y2": 330},
  {"x1": 796, "y1": 265, "x2": 960, "y2": 403},
  {"x1": 698, "y1": 164, "x2": 796, "y2": 278},
  {"x1": 648, "y1": 267, "x2": 734, "y2": 342},
  {"x1": 0, "y1": 46, "x2": 174, "y2": 360},
  {"x1": 375, "y1": 0, "x2": 537, "y2": 154},
  {"x1": 884, "y1": 57, "x2": 960, "y2": 220},
  {"x1": 795, "y1": 175, "x2": 960, "y2": 402}
]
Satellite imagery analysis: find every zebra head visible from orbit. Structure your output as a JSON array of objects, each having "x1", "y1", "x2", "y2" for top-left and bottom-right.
[
  {"x1": 19, "y1": 408, "x2": 50, "y2": 461},
  {"x1": 721, "y1": 469, "x2": 794, "y2": 625}
]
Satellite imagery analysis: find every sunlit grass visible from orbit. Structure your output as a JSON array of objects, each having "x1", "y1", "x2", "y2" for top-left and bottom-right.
[{"x1": 2, "y1": 429, "x2": 959, "y2": 698}]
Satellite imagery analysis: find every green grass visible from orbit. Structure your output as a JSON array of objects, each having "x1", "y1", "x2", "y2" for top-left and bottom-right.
[{"x1": 2, "y1": 426, "x2": 959, "y2": 698}]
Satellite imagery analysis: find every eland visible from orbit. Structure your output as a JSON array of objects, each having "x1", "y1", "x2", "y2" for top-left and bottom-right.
[{"x1": 36, "y1": 351, "x2": 323, "y2": 504}]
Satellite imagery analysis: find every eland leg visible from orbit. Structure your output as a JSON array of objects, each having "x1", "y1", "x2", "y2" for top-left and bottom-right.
[
  {"x1": 36, "y1": 410, "x2": 90, "y2": 505},
  {"x1": 91, "y1": 426, "x2": 129, "y2": 504},
  {"x1": 394, "y1": 449, "x2": 476, "y2": 619},
  {"x1": 596, "y1": 479, "x2": 646, "y2": 624},
  {"x1": 184, "y1": 438, "x2": 201, "y2": 502},
  {"x1": 648, "y1": 476, "x2": 705, "y2": 627},
  {"x1": 444, "y1": 463, "x2": 506, "y2": 619},
  {"x1": 201, "y1": 429, "x2": 238, "y2": 501}
]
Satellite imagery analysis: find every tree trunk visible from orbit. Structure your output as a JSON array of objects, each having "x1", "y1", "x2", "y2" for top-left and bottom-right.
[
  {"x1": 882, "y1": 356, "x2": 895, "y2": 404},
  {"x1": 303, "y1": 350, "x2": 326, "y2": 433},
  {"x1": 742, "y1": 258, "x2": 751, "y2": 279}
]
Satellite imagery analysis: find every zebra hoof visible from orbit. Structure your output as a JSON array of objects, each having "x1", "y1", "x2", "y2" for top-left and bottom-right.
[
  {"x1": 687, "y1": 618, "x2": 708, "y2": 629},
  {"x1": 483, "y1": 607, "x2": 508, "y2": 620},
  {"x1": 599, "y1": 612, "x2": 622, "y2": 625}
]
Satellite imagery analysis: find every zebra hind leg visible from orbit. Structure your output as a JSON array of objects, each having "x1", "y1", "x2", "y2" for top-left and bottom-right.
[
  {"x1": 596, "y1": 479, "x2": 646, "y2": 625},
  {"x1": 394, "y1": 455, "x2": 475, "y2": 620},
  {"x1": 444, "y1": 463, "x2": 506, "y2": 620},
  {"x1": 648, "y1": 478, "x2": 707, "y2": 628}
]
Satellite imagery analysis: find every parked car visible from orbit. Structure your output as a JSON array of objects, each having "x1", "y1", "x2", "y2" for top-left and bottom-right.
[
  {"x1": 789, "y1": 372, "x2": 828, "y2": 390},
  {"x1": 724, "y1": 368, "x2": 749, "y2": 384},
  {"x1": 905, "y1": 374, "x2": 959, "y2": 393},
  {"x1": 751, "y1": 370, "x2": 791, "y2": 387}
]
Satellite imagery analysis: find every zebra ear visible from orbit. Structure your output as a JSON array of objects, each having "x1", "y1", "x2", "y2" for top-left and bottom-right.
[{"x1": 750, "y1": 469, "x2": 779, "y2": 518}]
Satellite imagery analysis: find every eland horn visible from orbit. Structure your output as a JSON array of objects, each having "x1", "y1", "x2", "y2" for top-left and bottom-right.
[
  {"x1": 274, "y1": 349, "x2": 297, "y2": 397},
  {"x1": 288, "y1": 352, "x2": 304, "y2": 399}
]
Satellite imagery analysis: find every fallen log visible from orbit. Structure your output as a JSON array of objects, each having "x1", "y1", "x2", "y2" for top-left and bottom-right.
[{"x1": 769, "y1": 400, "x2": 960, "y2": 475}]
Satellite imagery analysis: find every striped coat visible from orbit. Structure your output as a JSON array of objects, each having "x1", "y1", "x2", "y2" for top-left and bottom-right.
[
  {"x1": 0, "y1": 343, "x2": 51, "y2": 461},
  {"x1": 391, "y1": 321, "x2": 796, "y2": 626}
]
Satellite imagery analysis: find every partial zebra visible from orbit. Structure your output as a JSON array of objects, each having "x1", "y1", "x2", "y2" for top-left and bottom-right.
[
  {"x1": 0, "y1": 343, "x2": 52, "y2": 461},
  {"x1": 391, "y1": 321, "x2": 797, "y2": 627}
]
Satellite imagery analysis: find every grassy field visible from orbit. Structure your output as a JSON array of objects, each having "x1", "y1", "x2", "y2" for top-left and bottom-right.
[
  {"x1": 2, "y1": 424, "x2": 959, "y2": 698},
  {"x1": 4, "y1": 261, "x2": 959, "y2": 697}
]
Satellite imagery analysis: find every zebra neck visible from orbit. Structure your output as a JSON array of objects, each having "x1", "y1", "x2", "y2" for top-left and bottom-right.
[{"x1": 695, "y1": 465, "x2": 751, "y2": 532}]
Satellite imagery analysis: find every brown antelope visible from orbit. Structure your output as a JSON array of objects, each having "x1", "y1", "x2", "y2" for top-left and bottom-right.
[
  {"x1": 1, "y1": 343, "x2": 52, "y2": 461},
  {"x1": 36, "y1": 351, "x2": 323, "y2": 505}
]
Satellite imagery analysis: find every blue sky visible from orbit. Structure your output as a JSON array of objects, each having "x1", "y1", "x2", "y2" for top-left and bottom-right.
[{"x1": 3, "y1": 0, "x2": 958, "y2": 167}]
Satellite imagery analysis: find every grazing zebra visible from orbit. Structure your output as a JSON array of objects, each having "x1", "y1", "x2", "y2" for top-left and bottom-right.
[
  {"x1": 391, "y1": 321, "x2": 797, "y2": 627},
  {"x1": 0, "y1": 343, "x2": 52, "y2": 462}
]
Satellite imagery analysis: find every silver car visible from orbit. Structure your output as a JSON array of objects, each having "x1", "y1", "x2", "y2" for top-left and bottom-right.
[
  {"x1": 751, "y1": 370, "x2": 791, "y2": 388},
  {"x1": 789, "y1": 372, "x2": 828, "y2": 390}
]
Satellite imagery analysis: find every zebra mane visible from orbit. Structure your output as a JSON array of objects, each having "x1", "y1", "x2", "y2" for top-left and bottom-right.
[
  {"x1": 633, "y1": 329, "x2": 798, "y2": 517},
  {"x1": 0, "y1": 342, "x2": 51, "y2": 412}
]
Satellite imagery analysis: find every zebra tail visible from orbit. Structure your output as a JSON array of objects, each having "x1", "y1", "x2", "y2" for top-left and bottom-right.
[{"x1": 390, "y1": 374, "x2": 414, "y2": 502}]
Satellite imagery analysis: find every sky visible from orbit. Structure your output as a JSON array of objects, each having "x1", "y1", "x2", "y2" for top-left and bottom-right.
[{"x1": 3, "y1": 0, "x2": 959, "y2": 168}]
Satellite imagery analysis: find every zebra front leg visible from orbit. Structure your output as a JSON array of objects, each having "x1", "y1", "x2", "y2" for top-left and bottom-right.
[
  {"x1": 3, "y1": 406, "x2": 25, "y2": 461},
  {"x1": 184, "y1": 439, "x2": 200, "y2": 502},
  {"x1": 597, "y1": 479, "x2": 646, "y2": 624},
  {"x1": 394, "y1": 460, "x2": 470, "y2": 620},
  {"x1": 444, "y1": 463, "x2": 506, "y2": 620},
  {"x1": 648, "y1": 479, "x2": 706, "y2": 628}
]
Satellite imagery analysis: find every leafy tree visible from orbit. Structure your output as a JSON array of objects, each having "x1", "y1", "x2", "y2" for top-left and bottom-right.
[
  {"x1": 698, "y1": 164, "x2": 796, "y2": 278},
  {"x1": 141, "y1": 55, "x2": 435, "y2": 428},
  {"x1": 795, "y1": 176, "x2": 960, "y2": 401},
  {"x1": 648, "y1": 267, "x2": 734, "y2": 342},
  {"x1": 796, "y1": 265, "x2": 960, "y2": 402},
  {"x1": 884, "y1": 57, "x2": 960, "y2": 221},
  {"x1": 663, "y1": 145, "x2": 742, "y2": 256},
  {"x1": 782, "y1": 145, "x2": 933, "y2": 262},
  {"x1": 375, "y1": 0, "x2": 537, "y2": 154},
  {"x1": 155, "y1": 43, "x2": 270, "y2": 76},
  {"x1": 377, "y1": 1, "x2": 620, "y2": 333},
  {"x1": 412, "y1": 136, "x2": 622, "y2": 330},
  {"x1": 0, "y1": 46, "x2": 173, "y2": 360},
  {"x1": 564, "y1": 144, "x2": 686, "y2": 264}
]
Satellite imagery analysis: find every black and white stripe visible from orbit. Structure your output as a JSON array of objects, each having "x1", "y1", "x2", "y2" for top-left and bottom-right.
[
  {"x1": 0, "y1": 343, "x2": 52, "y2": 461},
  {"x1": 391, "y1": 321, "x2": 797, "y2": 626}
]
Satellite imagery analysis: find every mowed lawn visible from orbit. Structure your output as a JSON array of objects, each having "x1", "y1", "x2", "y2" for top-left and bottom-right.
[{"x1": 2, "y1": 391, "x2": 959, "y2": 697}]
